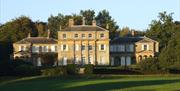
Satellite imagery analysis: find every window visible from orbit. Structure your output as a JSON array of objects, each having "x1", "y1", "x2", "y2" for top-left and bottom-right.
[
  {"x1": 75, "y1": 56, "x2": 79, "y2": 64},
  {"x1": 130, "y1": 44, "x2": 134, "y2": 52},
  {"x1": 32, "y1": 46, "x2": 39, "y2": 53},
  {"x1": 88, "y1": 56, "x2": 93, "y2": 64},
  {"x1": 62, "y1": 34, "x2": 66, "y2": 39},
  {"x1": 63, "y1": 45, "x2": 66, "y2": 51},
  {"x1": 100, "y1": 33, "x2": 104, "y2": 38},
  {"x1": 99, "y1": 44, "x2": 106, "y2": 51},
  {"x1": 81, "y1": 45, "x2": 85, "y2": 51},
  {"x1": 74, "y1": 34, "x2": 78, "y2": 38},
  {"x1": 55, "y1": 46, "x2": 58, "y2": 52},
  {"x1": 61, "y1": 44, "x2": 68, "y2": 51},
  {"x1": 110, "y1": 45, "x2": 113, "y2": 52},
  {"x1": 63, "y1": 57, "x2": 67, "y2": 65},
  {"x1": 119, "y1": 45, "x2": 125, "y2": 52},
  {"x1": 88, "y1": 34, "x2": 92, "y2": 38},
  {"x1": 75, "y1": 44, "x2": 79, "y2": 51},
  {"x1": 121, "y1": 56, "x2": 125, "y2": 66},
  {"x1": 20, "y1": 46, "x2": 26, "y2": 51},
  {"x1": 144, "y1": 45, "x2": 147, "y2": 50},
  {"x1": 126, "y1": 56, "x2": 131, "y2": 65},
  {"x1": 88, "y1": 45, "x2": 92, "y2": 50},
  {"x1": 51, "y1": 45, "x2": 57, "y2": 52},
  {"x1": 43, "y1": 46, "x2": 48, "y2": 52},
  {"x1": 82, "y1": 34, "x2": 85, "y2": 38},
  {"x1": 142, "y1": 44, "x2": 148, "y2": 51},
  {"x1": 81, "y1": 56, "x2": 85, "y2": 65},
  {"x1": 126, "y1": 44, "x2": 131, "y2": 52}
]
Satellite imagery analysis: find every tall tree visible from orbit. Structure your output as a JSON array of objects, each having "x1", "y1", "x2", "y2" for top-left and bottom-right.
[
  {"x1": 95, "y1": 10, "x2": 119, "y2": 39},
  {"x1": 35, "y1": 21, "x2": 47, "y2": 37},
  {"x1": 80, "y1": 10, "x2": 95, "y2": 25},
  {"x1": 0, "y1": 16, "x2": 37, "y2": 42},
  {"x1": 146, "y1": 11, "x2": 175, "y2": 50}
]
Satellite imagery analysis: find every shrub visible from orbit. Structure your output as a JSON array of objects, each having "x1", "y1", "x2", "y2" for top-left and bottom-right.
[
  {"x1": 138, "y1": 58, "x2": 160, "y2": 72},
  {"x1": 14, "y1": 64, "x2": 40, "y2": 76},
  {"x1": 41, "y1": 67, "x2": 67, "y2": 76},
  {"x1": 84, "y1": 64, "x2": 94, "y2": 75},
  {"x1": 66, "y1": 64, "x2": 78, "y2": 75}
]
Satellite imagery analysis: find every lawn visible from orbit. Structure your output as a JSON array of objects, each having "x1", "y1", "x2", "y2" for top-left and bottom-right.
[{"x1": 0, "y1": 75, "x2": 180, "y2": 91}]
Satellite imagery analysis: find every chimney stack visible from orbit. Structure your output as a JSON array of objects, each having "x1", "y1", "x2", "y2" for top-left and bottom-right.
[
  {"x1": 69, "y1": 18, "x2": 74, "y2": 27},
  {"x1": 106, "y1": 24, "x2": 109, "y2": 30},
  {"x1": 28, "y1": 33, "x2": 31, "y2": 38},
  {"x1": 47, "y1": 29, "x2": 50, "y2": 38},
  {"x1": 92, "y1": 20, "x2": 96, "y2": 26},
  {"x1": 82, "y1": 17, "x2": 85, "y2": 25},
  {"x1": 59, "y1": 25, "x2": 62, "y2": 30},
  {"x1": 131, "y1": 30, "x2": 135, "y2": 37}
]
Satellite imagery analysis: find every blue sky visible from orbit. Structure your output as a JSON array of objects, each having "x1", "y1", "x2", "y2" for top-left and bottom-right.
[{"x1": 0, "y1": 0, "x2": 179, "y2": 30}]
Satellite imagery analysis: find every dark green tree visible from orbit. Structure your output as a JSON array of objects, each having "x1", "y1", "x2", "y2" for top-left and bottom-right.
[
  {"x1": 80, "y1": 10, "x2": 95, "y2": 25},
  {"x1": 95, "y1": 10, "x2": 119, "y2": 39},
  {"x1": 0, "y1": 16, "x2": 37, "y2": 42},
  {"x1": 146, "y1": 11, "x2": 175, "y2": 50}
]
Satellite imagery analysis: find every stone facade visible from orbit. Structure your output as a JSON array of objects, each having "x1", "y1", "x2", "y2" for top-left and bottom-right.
[
  {"x1": 110, "y1": 36, "x2": 159, "y2": 66},
  {"x1": 13, "y1": 36, "x2": 58, "y2": 66},
  {"x1": 13, "y1": 18, "x2": 159, "y2": 67},
  {"x1": 57, "y1": 19, "x2": 110, "y2": 65}
]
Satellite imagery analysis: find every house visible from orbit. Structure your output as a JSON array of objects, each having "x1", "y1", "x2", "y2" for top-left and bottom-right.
[
  {"x1": 57, "y1": 18, "x2": 110, "y2": 65},
  {"x1": 13, "y1": 18, "x2": 159, "y2": 67},
  {"x1": 13, "y1": 33, "x2": 58, "y2": 66},
  {"x1": 110, "y1": 33, "x2": 159, "y2": 66}
]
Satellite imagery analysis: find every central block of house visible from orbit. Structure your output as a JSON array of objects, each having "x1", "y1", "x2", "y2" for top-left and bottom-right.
[{"x1": 57, "y1": 19, "x2": 110, "y2": 65}]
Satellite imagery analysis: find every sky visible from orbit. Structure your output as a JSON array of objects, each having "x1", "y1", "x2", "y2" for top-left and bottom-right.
[{"x1": 0, "y1": 0, "x2": 180, "y2": 30}]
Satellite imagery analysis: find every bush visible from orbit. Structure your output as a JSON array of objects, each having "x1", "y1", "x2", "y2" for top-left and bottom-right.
[
  {"x1": 84, "y1": 64, "x2": 94, "y2": 75},
  {"x1": 41, "y1": 67, "x2": 67, "y2": 76},
  {"x1": 14, "y1": 64, "x2": 40, "y2": 76},
  {"x1": 66, "y1": 64, "x2": 78, "y2": 75},
  {"x1": 138, "y1": 58, "x2": 160, "y2": 72}
]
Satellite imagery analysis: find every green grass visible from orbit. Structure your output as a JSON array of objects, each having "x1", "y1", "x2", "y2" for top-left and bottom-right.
[{"x1": 0, "y1": 75, "x2": 180, "y2": 91}]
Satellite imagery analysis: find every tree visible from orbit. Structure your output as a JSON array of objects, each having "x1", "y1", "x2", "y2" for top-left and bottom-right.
[
  {"x1": 95, "y1": 10, "x2": 119, "y2": 39},
  {"x1": 0, "y1": 16, "x2": 38, "y2": 42},
  {"x1": 146, "y1": 11, "x2": 175, "y2": 50},
  {"x1": 35, "y1": 21, "x2": 47, "y2": 37},
  {"x1": 80, "y1": 10, "x2": 95, "y2": 25},
  {"x1": 159, "y1": 30, "x2": 180, "y2": 70}
]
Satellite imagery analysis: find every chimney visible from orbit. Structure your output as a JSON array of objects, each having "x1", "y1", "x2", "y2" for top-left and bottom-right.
[
  {"x1": 47, "y1": 29, "x2": 50, "y2": 38},
  {"x1": 92, "y1": 20, "x2": 96, "y2": 26},
  {"x1": 106, "y1": 24, "x2": 109, "y2": 30},
  {"x1": 59, "y1": 25, "x2": 62, "y2": 30},
  {"x1": 28, "y1": 33, "x2": 31, "y2": 38},
  {"x1": 131, "y1": 30, "x2": 135, "y2": 37},
  {"x1": 82, "y1": 17, "x2": 85, "y2": 25},
  {"x1": 69, "y1": 19, "x2": 74, "y2": 27}
]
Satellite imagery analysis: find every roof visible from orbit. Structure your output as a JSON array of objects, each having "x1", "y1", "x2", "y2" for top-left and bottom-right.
[
  {"x1": 110, "y1": 36, "x2": 157, "y2": 44},
  {"x1": 15, "y1": 37, "x2": 57, "y2": 44},
  {"x1": 61, "y1": 25, "x2": 108, "y2": 32}
]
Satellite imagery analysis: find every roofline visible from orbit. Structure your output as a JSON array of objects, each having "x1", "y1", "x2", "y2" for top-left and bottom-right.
[{"x1": 59, "y1": 25, "x2": 109, "y2": 32}]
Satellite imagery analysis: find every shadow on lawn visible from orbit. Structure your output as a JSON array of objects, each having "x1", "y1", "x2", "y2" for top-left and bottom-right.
[{"x1": 59, "y1": 79, "x2": 180, "y2": 91}]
